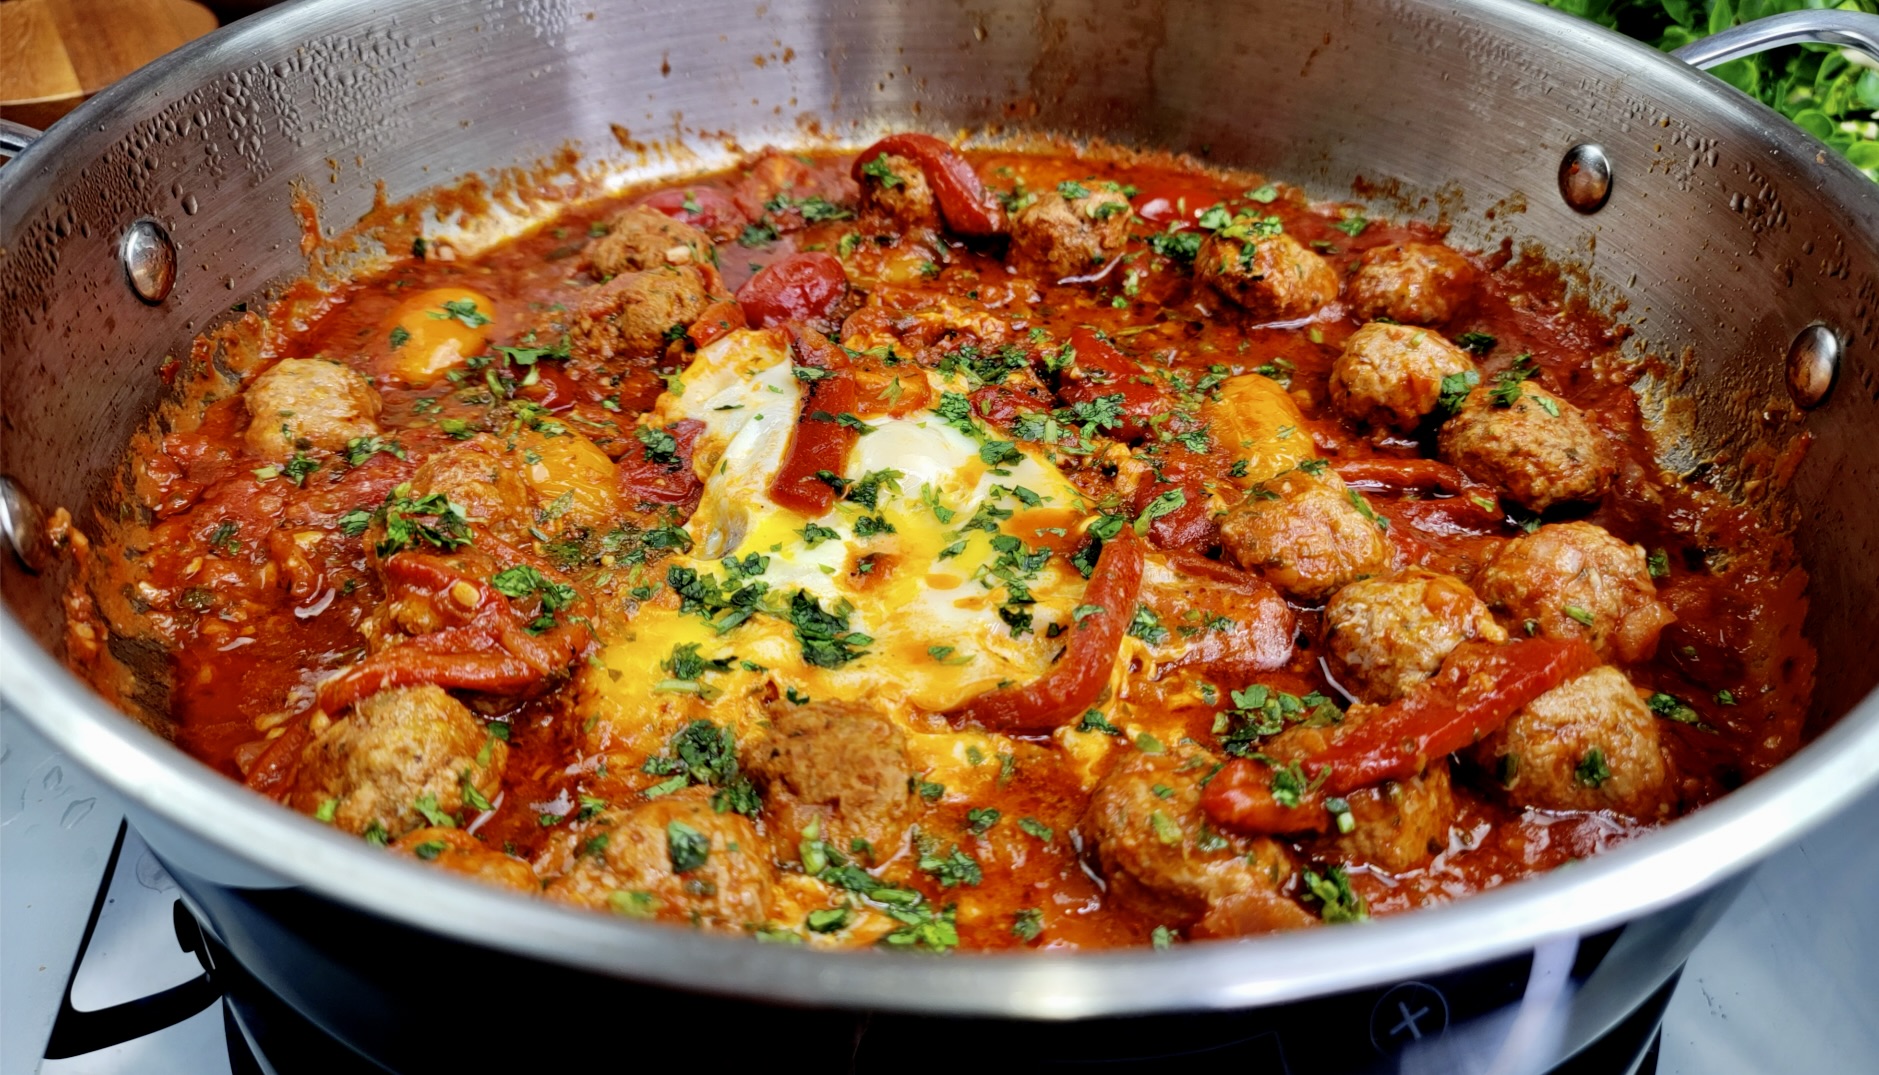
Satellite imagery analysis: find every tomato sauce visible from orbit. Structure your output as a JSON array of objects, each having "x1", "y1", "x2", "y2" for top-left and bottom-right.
[{"x1": 70, "y1": 140, "x2": 1813, "y2": 952}]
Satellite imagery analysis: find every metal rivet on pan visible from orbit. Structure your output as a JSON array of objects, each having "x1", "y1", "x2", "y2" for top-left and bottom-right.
[
  {"x1": 1558, "y1": 144, "x2": 1613, "y2": 214},
  {"x1": 1786, "y1": 323, "x2": 1840, "y2": 409},
  {"x1": 0, "y1": 474, "x2": 48, "y2": 573},
  {"x1": 121, "y1": 218, "x2": 177, "y2": 304}
]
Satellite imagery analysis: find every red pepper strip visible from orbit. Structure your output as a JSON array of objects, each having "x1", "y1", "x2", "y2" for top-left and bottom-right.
[
  {"x1": 686, "y1": 300, "x2": 747, "y2": 349},
  {"x1": 1333, "y1": 457, "x2": 1503, "y2": 528},
  {"x1": 243, "y1": 721, "x2": 310, "y2": 797},
  {"x1": 769, "y1": 328, "x2": 859, "y2": 515},
  {"x1": 853, "y1": 133, "x2": 1005, "y2": 237},
  {"x1": 947, "y1": 530, "x2": 1145, "y2": 734},
  {"x1": 317, "y1": 650, "x2": 539, "y2": 714},
  {"x1": 736, "y1": 252, "x2": 849, "y2": 329},
  {"x1": 618, "y1": 417, "x2": 706, "y2": 513},
  {"x1": 1057, "y1": 327, "x2": 1171, "y2": 443},
  {"x1": 317, "y1": 550, "x2": 593, "y2": 712},
  {"x1": 1202, "y1": 637, "x2": 1601, "y2": 836}
]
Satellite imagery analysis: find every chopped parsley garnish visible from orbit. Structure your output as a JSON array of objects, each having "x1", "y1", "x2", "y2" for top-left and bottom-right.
[
  {"x1": 1302, "y1": 865, "x2": 1367, "y2": 923},
  {"x1": 1563, "y1": 604, "x2": 1597, "y2": 627},
  {"x1": 965, "y1": 808, "x2": 1001, "y2": 834},
  {"x1": 788, "y1": 589, "x2": 872, "y2": 668},
  {"x1": 880, "y1": 902, "x2": 958, "y2": 952},
  {"x1": 806, "y1": 907, "x2": 851, "y2": 933},
  {"x1": 1647, "y1": 692, "x2": 1704, "y2": 726},
  {"x1": 430, "y1": 298, "x2": 491, "y2": 328},
  {"x1": 1078, "y1": 708, "x2": 1122, "y2": 735},
  {"x1": 635, "y1": 425, "x2": 680, "y2": 465},
  {"x1": 1574, "y1": 748, "x2": 1612, "y2": 788},
  {"x1": 1128, "y1": 605, "x2": 1170, "y2": 646},
  {"x1": 1489, "y1": 355, "x2": 1540, "y2": 407},
  {"x1": 344, "y1": 436, "x2": 405, "y2": 467},
  {"x1": 413, "y1": 793, "x2": 455, "y2": 828},
  {"x1": 737, "y1": 221, "x2": 779, "y2": 248},
  {"x1": 1133, "y1": 488, "x2": 1186, "y2": 535},
  {"x1": 207, "y1": 521, "x2": 242, "y2": 553},
  {"x1": 799, "y1": 522, "x2": 841, "y2": 548},
  {"x1": 1347, "y1": 488, "x2": 1389, "y2": 531},
  {"x1": 918, "y1": 845, "x2": 983, "y2": 888},
  {"x1": 277, "y1": 453, "x2": 321, "y2": 487},
  {"x1": 1646, "y1": 548, "x2": 1671, "y2": 579},
  {"x1": 1455, "y1": 331, "x2": 1497, "y2": 355},
  {"x1": 641, "y1": 719, "x2": 762, "y2": 816},
  {"x1": 763, "y1": 192, "x2": 854, "y2": 222},
  {"x1": 1148, "y1": 226, "x2": 1203, "y2": 264},
  {"x1": 1214, "y1": 684, "x2": 1342, "y2": 757},
  {"x1": 859, "y1": 154, "x2": 903, "y2": 188},
  {"x1": 490, "y1": 565, "x2": 578, "y2": 629},
  {"x1": 1332, "y1": 211, "x2": 1369, "y2": 237},
  {"x1": 845, "y1": 468, "x2": 904, "y2": 509},
  {"x1": 373, "y1": 484, "x2": 473, "y2": 558},
  {"x1": 388, "y1": 326, "x2": 411, "y2": 349},
  {"x1": 1435, "y1": 368, "x2": 1480, "y2": 420},
  {"x1": 1012, "y1": 908, "x2": 1044, "y2": 941},
  {"x1": 1017, "y1": 817, "x2": 1054, "y2": 844},
  {"x1": 666, "y1": 819, "x2": 710, "y2": 873}
]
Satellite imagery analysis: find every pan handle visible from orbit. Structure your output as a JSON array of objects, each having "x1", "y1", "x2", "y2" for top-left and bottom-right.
[
  {"x1": 0, "y1": 118, "x2": 43, "y2": 161},
  {"x1": 1670, "y1": 9, "x2": 1879, "y2": 69}
]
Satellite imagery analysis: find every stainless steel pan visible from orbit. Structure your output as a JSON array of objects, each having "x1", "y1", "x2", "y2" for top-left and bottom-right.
[{"x1": 4, "y1": 0, "x2": 1878, "y2": 1026}]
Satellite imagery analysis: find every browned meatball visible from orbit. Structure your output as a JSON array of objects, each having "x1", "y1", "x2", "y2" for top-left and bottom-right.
[
  {"x1": 402, "y1": 434, "x2": 535, "y2": 546},
  {"x1": 1310, "y1": 761, "x2": 1456, "y2": 874},
  {"x1": 1330, "y1": 322, "x2": 1477, "y2": 432},
  {"x1": 568, "y1": 265, "x2": 713, "y2": 364},
  {"x1": 291, "y1": 685, "x2": 506, "y2": 838},
  {"x1": 1470, "y1": 666, "x2": 1673, "y2": 818},
  {"x1": 545, "y1": 790, "x2": 776, "y2": 930},
  {"x1": 1438, "y1": 380, "x2": 1615, "y2": 511},
  {"x1": 1345, "y1": 242, "x2": 1475, "y2": 325},
  {"x1": 1197, "y1": 231, "x2": 1338, "y2": 322},
  {"x1": 743, "y1": 702, "x2": 916, "y2": 855},
  {"x1": 584, "y1": 205, "x2": 716, "y2": 277},
  {"x1": 1082, "y1": 750, "x2": 1316, "y2": 937},
  {"x1": 1476, "y1": 522, "x2": 1675, "y2": 664},
  {"x1": 1324, "y1": 568, "x2": 1507, "y2": 703},
  {"x1": 1008, "y1": 187, "x2": 1131, "y2": 280},
  {"x1": 857, "y1": 152, "x2": 940, "y2": 230},
  {"x1": 1220, "y1": 470, "x2": 1393, "y2": 602},
  {"x1": 393, "y1": 827, "x2": 539, "y2": 892},
  {"x1": 243, "y1": 358, "x2": 382, "y2": 459}
]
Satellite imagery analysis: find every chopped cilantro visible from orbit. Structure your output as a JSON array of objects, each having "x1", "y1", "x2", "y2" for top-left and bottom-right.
[
  {"x1": 666, "y1": 820, "x2": 710, "y2": 873},
  {"x1": 1575, "y1": 748, "x2": 1612, "y2": 788},
  {"x1": 1302, "y1": 865, "x2": 1367, "y2": 923}
]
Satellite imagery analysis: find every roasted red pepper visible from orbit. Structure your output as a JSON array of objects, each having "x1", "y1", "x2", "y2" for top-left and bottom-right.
[
  {"x1": 947, "y1": 530, "x2": 1145, "y2": 734},
  {"x1": 853, "y1": 132, "x2": 1005, "y2": 237},
  {"x1": 768, "y1": 327, "x2": 859, "y2": 515},
  {"x1": 1334, "y1": 457, "x2": 1503, "y2": 528},
  {"x1": 617, "y1": 417, "x2": 706, "y2": 514},
  {"x1": 736, "y1": 252, "x2": 849, "y2": 329},
  {"x1": 1056, "y1": 327, "x2": 1172, "y2": 443},
  {"x1": 1202, "y1": 637, "x2": 1601, "y2": 835},
  {"x1": 314, "y1": 549, "x2": 593, "y2": 715}
]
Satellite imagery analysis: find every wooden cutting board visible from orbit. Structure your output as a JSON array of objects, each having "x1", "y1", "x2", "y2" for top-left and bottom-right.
[{"x1": 0, "y1": 0, "x2": 218, "y2": 130}]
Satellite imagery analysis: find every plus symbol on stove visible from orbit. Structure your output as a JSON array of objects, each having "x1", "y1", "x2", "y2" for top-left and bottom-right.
[
  {"x1": 1390, "y1": 999, "x2": 1432, "y2": 1040},
  {"x1": 1368, "y1": 982, "x2": 1451, "y2": 1056}
]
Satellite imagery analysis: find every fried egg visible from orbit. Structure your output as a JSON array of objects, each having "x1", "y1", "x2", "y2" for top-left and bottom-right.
[{"x1": 583, "y1": 328, "x2": 1111, "y2": 747}]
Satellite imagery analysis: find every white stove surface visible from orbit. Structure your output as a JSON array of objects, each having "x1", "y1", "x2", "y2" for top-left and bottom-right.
[{"x1": 5, "y1": 706, "x2": 1876, "y2": 1074}]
